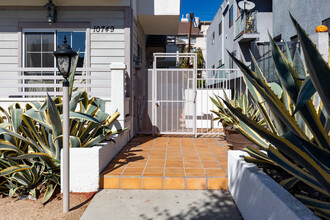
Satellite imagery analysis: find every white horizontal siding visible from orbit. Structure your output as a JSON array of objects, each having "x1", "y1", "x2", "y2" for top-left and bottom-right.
[
  {"x1": 91, "y1": 49, "x2": 125, "y2": 57},
  {"x1": 91, "y1": 33, "x2": 125, "y2": 42},
  {"x1": 0, "y1": 49, "x2": 18, "y2": 56},
  {"x1": 0, "y1": 57, "x2": 18, "y2": 64},
  {"x1": 0, "y1": 33, "x2": 18, "y2": 41},
  {"x1": 91, "y1": 57, "x2": 125, "y2": 64},
  {"x1": 91, "y1": 41, "x2": 125, "y2": 49},
  {"x1": 0, "y1": 41, "x2": 18, "y2": 49}
]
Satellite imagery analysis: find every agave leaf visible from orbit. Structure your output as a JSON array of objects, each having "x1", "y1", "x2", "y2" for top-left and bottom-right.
[
  {"x1": 9, "y1": 187, "x2": 19, "y2": 197},
  {"x1": 10, "y1": 109, "x2": 23, "y2": 133},
  {"x1": 23, "y1": 109, "x2": 52, "y2": 130},
  {"x1": 0, "y1": 127, "x2": 32, "y2": 146},
  {"x1": 8, "y1": 153, "x2": 59, "y2": 169},
  {"x1": 94, "y1": 97, "x2": 106, "y2": 112},
  {"x1": 284, "y1": 42, "x2": 293, "y2": 64},
  {"x1": 269, "y1": 82, "x2": 283, "y2": 99},
  {"x1": 268, "y1": 146, "x2": 330, "y2": 196},
  {"x1": 69, "y1": 136, "x2": 81, "y2": 148},
  {"x1": 46, "y1": 93, "x2": 62, "y2": 138},
  {"x1": 293, "y1": 76, "x2": 316, "y2": 115},
  {"x1": 290, "y1": 14, "x2": 330, "y2": 115},
  {"x1": 280, "y1": 177, "x2": 299, "y2": 190},
  {"x1": 243, "y1": 146, "x2": 272, "y2": 162},
  {"x1": 243, "y1": 156, "x2": 275, "y2": 166},
  {"x1": 42, "y1": 182, "x2": 57, "y2": 204},
  {"x1": 21, "y1": 115, "x2": 53, "y2": 157},
  {"x1": 292, "y1": 134, "x2": 330, "y2": 170},
  {"x1": 295, "y1": 194, "x2": 330, "y2": 218},
  {"x1": 82, "y1": 132, "x2": 112, "y2": 148},
  {"x1": 223, "y1": 98, "x2": 330, "y2": 195},
  {"x1": 292, "y1": 45, "x2": 307, "y2": 79},
  {"x1": 67, "y1": 112, "x2": 102, "y2": 124},
  {"x1": 70, "y1": 91, "x2": 83, "y2": 112},
  {"x1": 228, "y1": 51, "x2": 308, "y2": 139},
  {"x1": 242, "y1": 73, "x2": 277, "y2": 134},
  {"x1": 106, "y1": 111, "x2": 120, "y2": 126},
  {"x1": 234, "y1": 123, "x2": 269, "y2": 149},
  {"x1": 0, "y1": 106, "x2": 11, "y2": 123},
  {"x1": 0, "y1": 165, "x2": 30, "y2": 176},
  {"x1": 0, "y1": 140, "x2": 22, "y2": 154},
  {"x1": 68, "y1": 50, "x2": 80, "y2": 99}
]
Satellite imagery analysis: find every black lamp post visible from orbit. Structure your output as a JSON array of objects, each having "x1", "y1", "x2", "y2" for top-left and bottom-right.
[
  {"x1": 44, "y1": 0, "x2": 57, "y2": 24},
  {"x1": 53, "y1": 36, "x2": 77, "y2": 213}
]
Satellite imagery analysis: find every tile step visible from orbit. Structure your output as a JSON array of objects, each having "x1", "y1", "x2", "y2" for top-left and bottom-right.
[{"x1": 100, "y1": 176, "x2": 228, "y2": 190}]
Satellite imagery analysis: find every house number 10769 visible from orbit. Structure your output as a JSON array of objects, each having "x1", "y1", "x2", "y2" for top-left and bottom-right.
[{"x1": 93, "y1": 26, "x2": 115, "y2": 32}]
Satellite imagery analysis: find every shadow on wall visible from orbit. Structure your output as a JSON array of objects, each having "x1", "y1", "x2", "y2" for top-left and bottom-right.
[{"x1": 139, "y1": 190, "x2": 242, "y2": 220}]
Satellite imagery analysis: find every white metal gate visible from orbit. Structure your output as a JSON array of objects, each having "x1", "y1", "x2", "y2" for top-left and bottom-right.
[
  {"x1": 136, "y1": 53, "x2": 243, "y2": 136},
  {"x1": 152, "y1": 53, "x2": 197, "y2": 135}
]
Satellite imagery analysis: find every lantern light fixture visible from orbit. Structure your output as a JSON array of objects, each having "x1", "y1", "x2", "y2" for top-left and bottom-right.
[
  {"x1": 44, "y1": 0, "x2": 57, "y2": 24},
  {"x1": 53, "y1": 36, "x2": 77, "y2": 79}
]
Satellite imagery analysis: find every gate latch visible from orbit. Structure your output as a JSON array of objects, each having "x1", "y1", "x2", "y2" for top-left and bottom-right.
[
  {"x1": 193, "y1": 91, "x2": 197, "y2": 104},
  {"x1": 155, "y1": 101, "x2": 160, "y2": 107}
]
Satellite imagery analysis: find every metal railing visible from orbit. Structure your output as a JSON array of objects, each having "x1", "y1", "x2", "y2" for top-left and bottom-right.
[
  {"x1": 235, "y1": 11, "x2": 258, "y2": 38},
  {"x1": 0, "y1": 67, "x2": 111, "y2": 100}
]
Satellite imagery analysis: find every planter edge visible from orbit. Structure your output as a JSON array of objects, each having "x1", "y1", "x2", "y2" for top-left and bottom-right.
[{"x1": 228, "y1": 150, "x2": 319, "y2": 220}]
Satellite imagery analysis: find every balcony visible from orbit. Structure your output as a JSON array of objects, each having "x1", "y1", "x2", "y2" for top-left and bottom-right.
[{"x1": 234, "y1": 11, "x2": 259, "y2": 42}]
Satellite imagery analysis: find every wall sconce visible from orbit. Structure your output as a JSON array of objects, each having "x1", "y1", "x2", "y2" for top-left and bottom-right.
[{"x1": 44, "y1": 0, "x2": 57, "y2": 24}]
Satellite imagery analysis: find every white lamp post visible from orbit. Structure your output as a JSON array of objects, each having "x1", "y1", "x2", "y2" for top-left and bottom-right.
[{"x1": 53, "y1": 36, "x2": 77, "y2": 213}]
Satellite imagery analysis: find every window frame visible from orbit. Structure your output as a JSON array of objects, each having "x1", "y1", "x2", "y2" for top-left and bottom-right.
[
  {"x1": 21, "y1": 27, "x2": 89, "y2": 97},
  {"x1": 229, "y1": 5, "x2": 233, "y2": 28},
  {"x1": 22, "y1": 28, "x2": 88, "y2": 69}
]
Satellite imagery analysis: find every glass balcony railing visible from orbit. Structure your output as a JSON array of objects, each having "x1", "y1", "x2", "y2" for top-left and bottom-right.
[{"x1": 235, "y1": 11, "x2": 258, "y2": 39}]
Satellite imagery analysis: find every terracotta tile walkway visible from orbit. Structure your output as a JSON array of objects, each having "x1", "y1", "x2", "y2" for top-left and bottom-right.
[{"x1": 100, "y1": 136, "x2": 230, "y2": 190}]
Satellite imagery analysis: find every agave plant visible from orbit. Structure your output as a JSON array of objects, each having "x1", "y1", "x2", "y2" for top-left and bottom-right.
[
  {"x1": 211, "y1": 91, "x2": 268, "y2": 149},
  {"x1": 0, "y1": 56, "x2": 121, "y2": 203},
  {"x1": 221, "y1": 15, "x2": 330, "y2": 218},
  {"x1": 211, "y1": 92, "x2": 266, "y2": 126}
]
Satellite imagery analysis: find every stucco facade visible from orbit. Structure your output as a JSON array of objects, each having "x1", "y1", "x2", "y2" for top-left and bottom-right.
[
  {"x1": 206, "y1": 0, "x2": 272, "y2": 71},
  {"x1": 273, "y1": 0, "x2": 330, "y2": 41}
]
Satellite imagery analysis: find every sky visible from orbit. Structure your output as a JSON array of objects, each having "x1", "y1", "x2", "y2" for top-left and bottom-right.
[{"x1": 180, "y1": 0, "x2": 224, "y2": 21}]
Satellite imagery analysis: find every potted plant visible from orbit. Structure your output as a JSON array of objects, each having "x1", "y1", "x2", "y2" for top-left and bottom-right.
[{"x1": 211, "y1": 92, "x2": 265, "y2": 150}]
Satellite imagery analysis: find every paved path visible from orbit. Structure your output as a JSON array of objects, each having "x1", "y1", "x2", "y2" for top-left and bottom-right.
[
  {"x1": 100, "y1": 136, "x2": 230, "y2": 190},
  {"x1": 80, "y1": 189, "x2": 242, "y2": 220}
]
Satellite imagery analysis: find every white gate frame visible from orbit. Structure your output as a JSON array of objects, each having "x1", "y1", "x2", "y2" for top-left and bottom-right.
[{"x1": 152, "y1": 53, "x2": 197, "y2": 137}]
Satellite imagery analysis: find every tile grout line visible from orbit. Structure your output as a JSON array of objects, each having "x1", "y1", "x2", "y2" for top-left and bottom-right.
[
  {"x1": 193, "y1": 137, "x2": 209, "y2": 189},
  {"x1": 205, "y1": 138, "x2": 228, "y2": 175},
  {"x1": 140, "y1": 137, "x2": 157, "y2": 189},
  {"x1": 118, "y1": 145, "x2": 133, "y2": 189},
  {"x1": 180, "y1": 137, "x2": 187, "y2": 189},
  {"x1": 162, "y1": 136, "x2": 169, "y2": 189}
]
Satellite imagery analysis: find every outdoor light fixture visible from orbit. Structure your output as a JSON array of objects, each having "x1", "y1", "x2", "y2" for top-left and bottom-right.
[
  {"x1": 54, "y1": 36, "x2": 77, "y2": 79},
  {"x1": 44, "y1": 0, "x2": 57, "y2": 24},
  {"x1": 53, "y1": 36, "x2": 77, "y2": 213}
]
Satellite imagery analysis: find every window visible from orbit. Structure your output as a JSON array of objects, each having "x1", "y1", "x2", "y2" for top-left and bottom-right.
[
  {"x1": 212, "y1": 32, "x2": 215, "y2": 45},
  {"x1": 229, "y1": 5, "x2": 233, "y2": 28},
  {"x1": 23, "y1": 30, "x2": 86, "y2": 96},
  {"x1": 219, "y1": 21, "x2": 222, "y2": 36}
]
